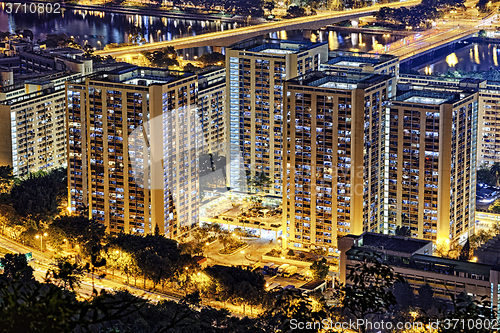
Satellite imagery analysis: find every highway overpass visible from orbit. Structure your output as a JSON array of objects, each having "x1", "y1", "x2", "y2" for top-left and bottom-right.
[{"x1": 95, "y1": 0, "x2": 421, "y2": 57}]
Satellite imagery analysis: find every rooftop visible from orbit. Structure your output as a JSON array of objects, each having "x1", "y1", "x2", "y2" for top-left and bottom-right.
[
  {"x1": 328, "y1": 50, "x2": 398, "y2": 64},
  {"x1": 232, "y1": 39, "x2": 327, "y2": 53},
  {"x1": 288, "y1": 71, "x2": 392, "y2": 90},
  {"x1": 355, "y1": 232, "x2": 432, "y2": 254},
  {"x1": 394, "y1": 89, "x2": 468, "y2": 105},
  {"x1": 100, "y1": 65, "x2": 195, "y2": 86},
  {"x1": 299, "y1": 280, "x2": 326, "y2": 291}
]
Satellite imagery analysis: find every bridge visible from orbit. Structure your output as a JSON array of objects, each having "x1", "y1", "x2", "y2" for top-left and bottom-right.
[
  {"x1": 388, "y1": 27, "x2": 479, "y2": 60},
  {"x1": 95, "y1": 0, "x2": 421, "y2": 58}
]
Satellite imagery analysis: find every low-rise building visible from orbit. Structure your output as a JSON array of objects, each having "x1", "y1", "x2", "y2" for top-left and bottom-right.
[{"x1": 339, "y1": 232, "x2": 500, "y2": 307}]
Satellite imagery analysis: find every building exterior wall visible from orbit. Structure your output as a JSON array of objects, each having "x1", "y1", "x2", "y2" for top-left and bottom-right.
[
  {"x1": 226, "y1": 41, "x2": 328, "y2": 196},
  {"x1": 283, "y1": 75, "x2": 395, "y2": 252},
  {"x1": 198, "y1": 69, "x2": 226, "y2": 157},
  {"x1": 0, "y1": 89, "x2": 67, "y2": 177},
  {"x1": 386, "y1": 93, "x2": 477, "y2": 242},
  {"x1": 67, "y1": 73, "x2": 200, "y2": 238},
  {"x1": 478, "y1": 91, "x2": 500, "y2": 165}
]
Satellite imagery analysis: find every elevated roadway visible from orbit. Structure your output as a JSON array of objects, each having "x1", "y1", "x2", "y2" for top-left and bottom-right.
[
  {"x1": 389, "y1": 27, "x2": 479, "y2": 60},
  {"x1": 95, "y1": 0, "x2": 422, "y2": 57}
]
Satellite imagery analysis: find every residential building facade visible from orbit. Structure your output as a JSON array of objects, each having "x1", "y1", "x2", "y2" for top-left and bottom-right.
[
  {"x1": 282, "y1": 71, "x2": 396, "y2": 252},
  {"x1": 0, "y1": 71, "x2": 82, "y2": 177},
  {"x1": 67, "y1": 66, "x2": 200, "y2": 238},
  {"x1": 226, "y1": 39, "x2": 328, "y2": 196},
  {"x1": 385, "y1": 89, "x2": 478, "y2": 242}
]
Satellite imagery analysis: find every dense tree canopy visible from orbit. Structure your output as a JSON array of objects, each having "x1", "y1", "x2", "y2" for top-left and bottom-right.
[
  {"x1": 50, "y1": 214, "x2": 106, "y2": 255},
  {"x1": 142, "y1": 46, "x2": 179, "y2": 68},
  {"x1": 10, "y1": 169, "x2": 66, "y2": 227},
  {"x1": 375, "y1": 5, "x2": 440, "y2": 29}
]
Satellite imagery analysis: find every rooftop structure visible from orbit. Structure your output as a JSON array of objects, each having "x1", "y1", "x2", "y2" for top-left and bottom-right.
[{"x1": 321, "y1": 50, "x2": 399, "y2": 76}]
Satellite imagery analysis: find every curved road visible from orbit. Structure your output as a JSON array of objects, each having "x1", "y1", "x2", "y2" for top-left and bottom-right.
[{"x1": 95, "y1": 0, "x2": 422, "y2": 57}]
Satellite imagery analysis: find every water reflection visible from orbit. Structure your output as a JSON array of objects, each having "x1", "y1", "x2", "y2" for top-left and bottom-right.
[
  {"x1": 446, "y1": 53, "x2": 458, "y2": 67},
  {"x1": 0, "y1": 5, "x2": 242, "y2": 50},
  {"x1": 285, "y1": 30, "x2": 405, "y2": 53},
  {"x1": 421, "y1": 44, "x2": 500, "y2": 74}
]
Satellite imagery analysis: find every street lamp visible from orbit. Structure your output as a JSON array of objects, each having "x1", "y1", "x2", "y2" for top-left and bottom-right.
[
  {"x1": 241, "y1": 250, "x2": 245, "y2": 266},
  {"x1": 63, "y1": 238, "x2": 68, "y2": 251},
  {"x1": 97, "y1": 40, "x2": 101, "y2": 50},
  {"x1": 35, "y1": 232, "x2": 48, "y2": 252}
]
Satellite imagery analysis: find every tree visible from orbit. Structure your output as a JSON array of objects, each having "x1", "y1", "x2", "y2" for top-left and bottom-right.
[
  {"x1": 285, "y1": 5, "x2": 306, "y2": 18},
  {"x1": 142, "y1": 46, "x2": 179, "y2": 68},
  {"x1": 392, "y1": 281, "x2": 416, "y2": 311},
  {"x1": 264, "y1": 0, "x2": 275, "y2": 14},
  {"x1": 83, "y1": 44, "x2": 94, "y2": 58},
  {"x1": 87, "y1": 244, "x2": 106, "y2": 293},
  {"x1": 395, "y1": 225, "x2": 411, "y2": 237},
  {"x1": 263, "y1": 289, "x2": 328, "y2": 332},
  {"x1": 183, "y1": 63, "x2": 201, "y2": 72},
  {"x1": 0, "y1": 274, "x2": 146, "y2": 333},
  {"x1": 50, "y1": 214, "x2": 106, "y2": 256},
  {"x1": 0, "y1": 166, "x2": 14, "y2": 194},
  {"x1": 469, "y1": 229, "x2": 495, "y2": 250},
  {"x1": 417, "y1": 283, "x2": 434, "y2": 312},
  {"x1": 338, "y1": 252, "x2": 404, "y2": 333},
  {"x1": 198, "y1": 52, "x2": 225, "y2": 67},
  {"x1": 490, "y1": 199, "x2": 500, "y2": 213},
  {"x1": 10, "y1": 168, "x2": 67, "y2": 229},
  {"x1": 218, "y1": 231, "x2": 232, "y2": 250},
  {"x1": 477, "y1": 164, "x2": 497, "y2": 186},
  {"x1": 45, "y1": 256, "x2": 85, "y2": 291},
  {"x1": 309, "y1": 258, "x2": 329, "y2": 280},
  {"x1": 0, "y1": 253, "x2": 34, "y2": 284},
  {"x1": 491, "y1": 162, "x2": 500, "y2": 186},
  {"x1": 458, "y1": 237, "x2": 471, "y2": 261},
  {"x1": 250, "y1": 171, "x2": 272, "y2": 193},
  {"x1": 108, "y1": 233, "x2": 195, "y2": 289},
  {"x1": 203, "y1": 265, "x2": 266, "y2": 313},
  {"x1": 418, "y1": 292, "x2": 496, "y2": 333}
]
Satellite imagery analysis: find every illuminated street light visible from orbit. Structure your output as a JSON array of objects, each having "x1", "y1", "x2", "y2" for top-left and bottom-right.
[{"x1": 35, "y1": 232, "x2": 48, "y2": 252}]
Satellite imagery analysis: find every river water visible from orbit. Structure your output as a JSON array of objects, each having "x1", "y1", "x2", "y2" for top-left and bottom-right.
[
  {"x1": 4, "y1": 4, "x2": 495, "y2": 69},
  {"x1": 0, "y1": 4, "x2": 240, "y2": 55},
  {"x1": 0, "y1": 4, "x2": 407, "y2": 57},
  {"x1": 420, "y1": 43, "x2": 500, "y2": 75}
]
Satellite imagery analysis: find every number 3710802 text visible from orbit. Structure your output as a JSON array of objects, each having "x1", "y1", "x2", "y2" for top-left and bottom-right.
[{"x1": 4, "y1": 2, "x2": 62, "y2": 14}]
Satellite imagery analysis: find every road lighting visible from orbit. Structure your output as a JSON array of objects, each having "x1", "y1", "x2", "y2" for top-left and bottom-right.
[
  {"x1": 35, "y1": 232, "x2": 48, "y2": 252},
  {"x1": 63, "y1": 238, "x2": 68, "y2": 251},
  {"x1": 97, "y1": 40, "x2": 101, "y2": 50}
]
